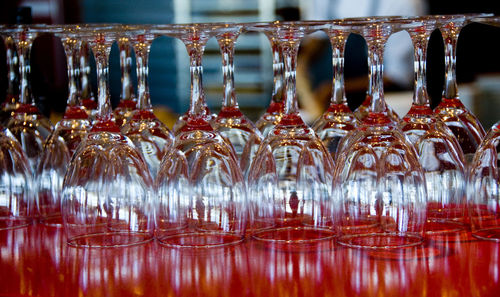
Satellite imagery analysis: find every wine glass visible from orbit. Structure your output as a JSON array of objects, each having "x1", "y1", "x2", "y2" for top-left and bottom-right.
[
  {"x1": 4, "y1": 25, "x2": 53, "y2": 172},
  {"x1": 312, "y1": 21, "x2": 359, "y2": 160},
  {"x1": 212, "y1": 24, "x2": 262, "y2": 161},
  {"x1": 79, "y1": 40, "x2": 98, "y2": 120},
  {"x1": 247, "y1": 21, "x2": 335, "y2": 246},
  {"x1": 169, "y1": 24, "x2": 217, "y2": 136},
  {"x1": 350, "y1": 17, "x2": 402, "y2": 123},
  {"x1": 399, "y1": 18, "x2": 467, "y2": 236},
  {"x1": 0, "y1": 28, "x2": 20, "y2": 125},
  {"x1": 433, "y1": 14, "x2": 487, "y2": 164},
  {"x1": 240, "y1": 21, "x2": 282, "y2": 180},
  {"x1": 250, "y1": 21, "x2": 285, "y2": 137},
  {"x1": 120, "y1": 25, "x2": 174, "y2": 179},
  {"x1": 61, "y1": 25, "x2": 154, "y2": 247},
  {"x1": 332, "y1": 18, "x2": 426, "y2": 249},
  {"x1": 36, "y1": 25, "x2": 92, "y2": 226},
  {"x1": 154, "y1": 23, "x2": 246, "y2": 248},
  {"x1": 114, "y1": 29, "x2": 138, "y2": 127},
  {"x1": 467, "y1": 15, "x2": 500, "y2": 242},
  {"x1": 0, "y1": 124, "x2": 34, "y2": 230}
]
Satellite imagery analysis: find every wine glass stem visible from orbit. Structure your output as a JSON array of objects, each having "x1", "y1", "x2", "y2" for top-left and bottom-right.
[
  {"x1": 330, "y1": 34, "x2": 347, "y2": 105},
  {"x1": 79, "y1": 42, "x2": 93, "y2": 100},
  {"x1": 4, "y1": 37, "x2": 19, "y2": 100},
  {"x1": 187, "y1": 43, "x2": 207, "y2": 118},
  {"x1": 94, "y1": 43, "x2": 112, "y2": 121},
  {"x1": 270, "y1": 38, "x2": 284, "y2": 104},
  {"x1": 134, "y1": 39, "x2": 152, "y2": 110},
  {"x1": 219, "y1": 39, "x2": 237, "y2": 108},
  {"x1": 16, "y1": 36, "x2": 34, "y2": 105},
  {"x1": 367, "y1": 43, "x2": 386, "y2": 113},
  {"x1": 119, "y1": 40, "x2": 135, "y2": 102},
  {"x1": 443, "y1": 35, "x2": 458, "y2": 100},
  {"x1": 63, "y1": 38, "x2": 80, "y2": 107},
  {"x1": 283, "y1": 41, "x2": 299, "y2": 115},
  {"x1": 411, "y1": 36, "x2": 430, "y2": 106}
]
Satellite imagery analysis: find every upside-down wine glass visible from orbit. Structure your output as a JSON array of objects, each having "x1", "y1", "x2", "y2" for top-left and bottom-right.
[
  {"x1": 114, "y1": 31, "x2": 138, "y2": 127},
  {"x1": 433, "y1": 15, "x2": 486, "y2": 164},
  {"x1": 36, "y1": 25, "x2": 92, "y2": 226},
  {"x1": 399, "y1": 19, "x2": 467, "y2": 236},
  {"x1": 79, "y1": 40, "x2": 98, "y2": 120},
  {"x1": 467, "y1": 15, "x2": 500, "y2": 242},
  {"x1": 212, "y1": 24, "x2": 262, "y2": 161},
  {"x1": 240, "y1": 21, "x2": 282, "y2": 180},
  {"x1": 247, "y1": 22, "x2": 335, "y2": 246},
  {"x1": 121, "y1": 25, "x2": 174, "y2": 179},
  {"x1": 62, "y1": 25, "x2": 154, "y2": 247},
  {"x1": 313, "y1": 21, "x2": 359, "y2": 160},
  {"x1": 155, "y1": 23, "x2": 246, "y2": 248},
  {"x1": 252, "y1": 21, "x2": 285, "y2": 137},
  {"x1": 0, "y1": 28, "x2": 20, "y2": 125},
  {"x1": 351, "y1": 17, "x2": 401, "y2": 123},
  {"x1": 332, "y1": 19, "x2": 426, "y2": 249},
  {"x1": 5, "y1": 25, "x2": 53, "y2": 172},
  {"x1": 170, "y1": 25, "x2": 217, "y2": 136}
]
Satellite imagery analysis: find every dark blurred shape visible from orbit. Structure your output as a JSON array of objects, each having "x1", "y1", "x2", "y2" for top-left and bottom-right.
[
  {"x1": 426, "y1": 0, "x2": 500, "y2": 107},
  {"x1": 16, "y1": 6, "x2": 32, "y2": 24},
  {"x1": 276, "y1": 7, "x2": 300, "y2": 21}
]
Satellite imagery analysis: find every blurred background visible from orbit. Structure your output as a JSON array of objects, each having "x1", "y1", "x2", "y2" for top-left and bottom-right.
[{"x1": 0, "y1": 0, "x2": 500, "y2": 129}]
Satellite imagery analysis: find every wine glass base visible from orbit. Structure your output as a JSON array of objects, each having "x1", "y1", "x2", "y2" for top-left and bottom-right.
[
  {"x1": 337, "y1": 233, "x2": 424, "y2": 249},
  {"x1": 425, "y1": 219, "x2": 467, "y2": 235},
  {"x1": 252, "y1": 227, "x2": 336, "y2": 244},
  {"x1": 472, "y1": 228, "x2": 500, "y2": 242},
  {"x1": 157, "y1": 232, "x2": 244, "y2": 248},
  {"x1": 40, "y1": 215, "x2": 64, "y2": 228},
  {"x1": 67, "y1": 232, "x2": 153, "y2": 248},
  {"x1": 0, "y1": 217, "x2": 32, "y2": 230}
]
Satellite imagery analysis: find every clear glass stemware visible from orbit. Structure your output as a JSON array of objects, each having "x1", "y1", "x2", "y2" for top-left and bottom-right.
[
  {"x1": 247, "y1": 22, "x2": 335, "y2": 246},
  {"x1": 433, "y1": 15, "x2": 487, "y2": 164},
  {"x1": 36, "y1": 25, "x2": 92, "y2": 226},
  {"x1": 0, "y1": 28, "x2": 20, "y2": 125},
  {"x1": 467, "y1": 15, "x2": 500, "y2": 242},
  {"x1": 251, "y1": 21, "x2": 285, "y2": 137},
  {"x1": 62, "y1": 25, "x2": 154, "y2": 247},
  {"x1": 313, "y1": 21, "x2": 359, "y2": 160},
  {"x1": 120, "y1": 25, "x2": 174, "y2": 179},
  {"x1": 333, "y1": 19, "x2": 426, "y2": 249},
  {"x1": 114, "y1": 31, "x2": 138, "y2": 127},
  {"x1": 212, "y1": 24, "x2": 262, "y2": 161},
  {"x1": 399, "y1": 19, "x2": 467, "y2": 236},
  {"x1": 79, "y1": 40, "x2": 98, "y2": 120},
  {"x1": 155, "y1": 23, "x2": 246, "y2": 248},
  {"x1": 0, "y1": 125, "x2": 33, "y2": 230},
  {"x1": 5, "y1": 25, "x2": 54, "y2": 172}
]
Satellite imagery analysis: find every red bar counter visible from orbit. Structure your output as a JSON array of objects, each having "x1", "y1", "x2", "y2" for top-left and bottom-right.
[{"x1": 0, "y1": 224, "x2": 498, "y2": 296}]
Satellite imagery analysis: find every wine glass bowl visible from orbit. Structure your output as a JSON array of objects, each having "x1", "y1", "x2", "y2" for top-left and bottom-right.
[{"x1": 0, "y1": 127, "x2": 34, "y2": 230}]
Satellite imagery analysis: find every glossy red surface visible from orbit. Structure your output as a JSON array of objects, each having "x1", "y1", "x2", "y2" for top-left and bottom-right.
[{"x1": 0, "y1": 224, "x2": 498, "y2": 297}]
